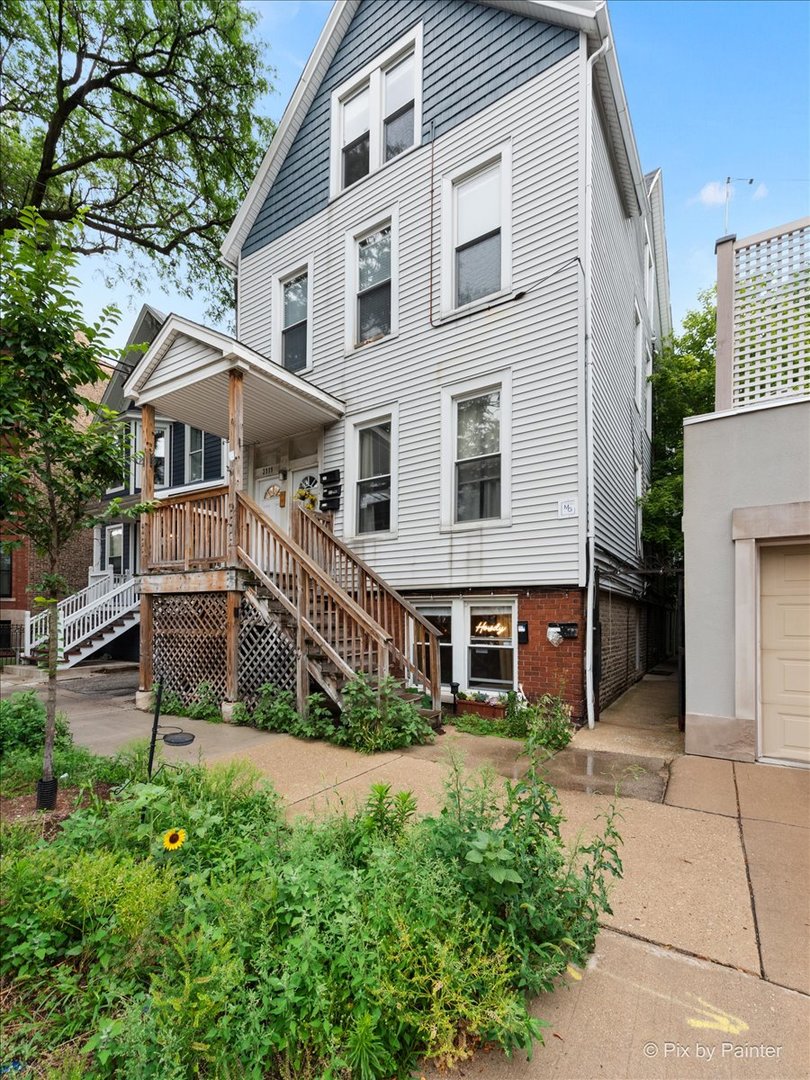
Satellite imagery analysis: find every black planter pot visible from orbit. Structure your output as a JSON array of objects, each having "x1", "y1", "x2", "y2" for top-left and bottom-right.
[{"x1": 36, "y1": 778, "x2": 58, "y2": 811}]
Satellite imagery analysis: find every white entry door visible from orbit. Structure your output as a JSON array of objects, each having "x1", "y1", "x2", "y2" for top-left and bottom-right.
[
  {"x1": 253, "y1": 463, "x2": 320, "y2": 538},
  {"x1": 760, "y1": 543, "x2": 810, "y2": 764}
]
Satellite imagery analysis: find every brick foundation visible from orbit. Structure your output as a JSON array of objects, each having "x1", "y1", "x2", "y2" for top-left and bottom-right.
[
  {"x1": 597, "y1": 589, "x2": 646, "y2": 711},
  {"x1": 517, "y1": 588, "x2": 586, "y2": 719}
]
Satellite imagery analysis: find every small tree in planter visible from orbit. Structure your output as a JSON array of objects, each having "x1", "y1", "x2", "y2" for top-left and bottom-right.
[{"x1": 0, "y1": 209, "x2": 130, "y2": 808}]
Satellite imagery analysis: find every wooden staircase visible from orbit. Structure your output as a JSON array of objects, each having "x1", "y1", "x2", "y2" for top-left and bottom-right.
[{"x1": 236, "y1": 492, "x2": 441, "y2": 713}]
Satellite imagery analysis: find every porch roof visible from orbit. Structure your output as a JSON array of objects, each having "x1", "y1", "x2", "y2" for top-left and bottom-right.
[{"x1": 122, "y1": 315, "x2": 344, "y2": 443}]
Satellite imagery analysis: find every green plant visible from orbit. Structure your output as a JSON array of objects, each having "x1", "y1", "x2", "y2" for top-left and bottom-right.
[
  {"x1": 0, "y1": 691, "x2": 71, "y2": 755},
  {"x1": 252, "y1": 684, "x2": 300, "y2": 732},
  {"x1": 335, "y1": 674, "x2": 434, "y2": 753},
  {"x1": 525, "y1": 694, "x2": 574, "y2": 756},
  {"x1": 185, "y1": 682, "x2": 221, "y2": 723}
]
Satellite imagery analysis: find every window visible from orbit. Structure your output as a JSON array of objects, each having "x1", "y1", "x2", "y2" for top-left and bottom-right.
[
  {"x1": 346, "y1": 210, "x2": 399, "y2": 350},
  {"x1": 456, "y1": 390, "x2": 501, "y2": 522},
  {"x1": 634, "y1": 305, "x2": 644, "y2": 412},
  {"x1": 356, "y1": 421, "x2": 392, "y2": 533},
  {"x1": 442, "y1": 145, "x2": 512, "y2": 313},
  {"x1": 283, "y1": 272, "x2": 308, "y2": 371},
  {"x1": 468, "y1": 605, "x2": 515, "y2": 689},
  {"x1": 441, "y1": 373, "x2": 511, "y2": 530},
  {"x1": 186, "y1": 426, "x2": 203, "y2": 483},
  {"x1": 331, "y1": 27, "x2": 422, "y2": 196},
  {"x1": 106, "y1": 423, "x2": 129, "y2": 493},
  {"x1": 106, "y1": 525, "x2": 123, "y2": 576},
  {"x1": 0, "y1": 551, "x2": 11, "y2": 597},
  {"x1": 635, "y1": 459, "x2": 644, "y2": 553},
  {"x1": 154, "y1": 425, "x2": 168, "y2": 488}
]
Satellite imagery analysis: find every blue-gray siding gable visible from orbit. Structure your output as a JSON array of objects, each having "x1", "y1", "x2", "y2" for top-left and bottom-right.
[{"x1": 242, "y1": 0, "x2": 577, "y2": 257}]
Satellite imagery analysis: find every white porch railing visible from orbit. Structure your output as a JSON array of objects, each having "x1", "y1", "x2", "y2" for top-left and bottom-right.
[{"x1": 24, "y1": 573, "x2": 136, "y2": 659}]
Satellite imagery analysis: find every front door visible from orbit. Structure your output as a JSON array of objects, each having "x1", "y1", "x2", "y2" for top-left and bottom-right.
[{"x1": 760, "y1": 543, "x2": 810, "y2": 764}]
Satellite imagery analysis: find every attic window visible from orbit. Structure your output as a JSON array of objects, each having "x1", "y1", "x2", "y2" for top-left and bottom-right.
[{"x1": 331, "y1": 25, "x2": 423, "y2": 197}]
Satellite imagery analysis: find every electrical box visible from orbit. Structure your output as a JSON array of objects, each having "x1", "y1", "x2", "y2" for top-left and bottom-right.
[
  {"x1": 548, "y1": 622, "x2": 578, "y2": 639},
  {"x1": 517, "y1": 620, "x2": 529, "y2": 644}
]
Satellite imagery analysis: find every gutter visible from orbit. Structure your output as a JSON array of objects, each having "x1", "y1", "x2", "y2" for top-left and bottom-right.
[{"x1": 583, "y1": 33, "x2": 611, "y2": 730}]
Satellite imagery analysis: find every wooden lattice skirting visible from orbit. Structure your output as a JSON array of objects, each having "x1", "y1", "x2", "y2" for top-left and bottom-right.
[
  {"x1": 238, "y1": 597, "x2": 296, "y2": 708},
  {"x1": 152, "y1": 593, "x2": 228, "y2": 707}
]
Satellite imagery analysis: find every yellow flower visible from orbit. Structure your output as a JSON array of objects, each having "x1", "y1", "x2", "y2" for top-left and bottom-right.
[{"x1": 163, "y1": 828, "x2": 186, "y2": 851}]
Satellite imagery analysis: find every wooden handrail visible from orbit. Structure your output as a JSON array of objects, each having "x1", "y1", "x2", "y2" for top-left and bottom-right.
[
  {"x1": 153, "y1": 484, "x2": 229, "y2": 507},
  {"x1": 293, "y1": 504, "x2": 442, "y2": 708}
]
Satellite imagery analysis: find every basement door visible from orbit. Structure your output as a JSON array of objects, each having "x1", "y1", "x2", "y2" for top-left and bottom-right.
[{"x1": 759, "y1": 543, "x2": 810, "y2": 764}]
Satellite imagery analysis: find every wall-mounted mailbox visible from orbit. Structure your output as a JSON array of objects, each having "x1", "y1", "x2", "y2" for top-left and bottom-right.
[
  {"x1": 320, "y1": 496, "x2": 340, "y2": 512},
  {"x1": 517, "y1": 620, "x2": 529, "y2": 644},
  {"x1": 548, "y1": 622, "x2": 578, "y2": 639},
  {"x1": 322, "y1": 485, "x2": 342, "y2": 499},
  {"x1": 320, "y1": 469, "x2": 341, "y2": 486}
]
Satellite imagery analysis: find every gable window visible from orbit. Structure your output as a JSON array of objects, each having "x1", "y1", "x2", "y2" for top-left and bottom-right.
[
  {"x1": 346, "y1": 210, "x2": 399, "y2": 350},
  {"x1": 442, "y1": 145, "x2": 512, "y2": 313},
  {"x1": 456, "y1": 390, "x2": 501, "y2": 522},
  {"x1": 331, "y1": 26, "x2": 423, "y2": 196},
  {"x1": 357, "y1": 420, "x2": 392, "y2": 533},
  {"x1": 186, "y1": 426, "x2": 203, "y2": 483}
]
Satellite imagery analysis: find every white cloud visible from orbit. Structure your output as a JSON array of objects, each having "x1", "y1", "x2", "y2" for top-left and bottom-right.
[
  {"x1": 692, "y1": 180, "x2": 731, "y2": 207},
  {"x1": 752, "y1": 182, "x2": 768, "y2": 201}
]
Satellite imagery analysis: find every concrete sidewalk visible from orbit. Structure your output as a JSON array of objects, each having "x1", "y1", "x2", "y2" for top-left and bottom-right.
[{"x1": 4, "y1": 672, "x2": 809, "y2": 1077}]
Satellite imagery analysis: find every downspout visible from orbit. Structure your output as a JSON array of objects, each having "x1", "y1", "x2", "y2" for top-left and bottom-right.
[{"x1": 584, "y1": 34, "x2": 611, "y2": 729}]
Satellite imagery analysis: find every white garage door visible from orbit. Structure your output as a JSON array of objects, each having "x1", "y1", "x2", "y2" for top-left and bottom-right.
[{"x1": 760, "y1": 544, "x2": 810, "y2": 764}]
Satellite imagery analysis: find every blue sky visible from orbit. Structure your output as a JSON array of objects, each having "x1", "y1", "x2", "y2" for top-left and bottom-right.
[{"x1": 77, "y1": 0, "x2": 809, "y2": 345}]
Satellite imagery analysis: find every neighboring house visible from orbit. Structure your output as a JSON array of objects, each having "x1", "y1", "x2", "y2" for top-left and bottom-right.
[
  {"x1": 59, "y1": 0, "x2": 672, "y2": 719},
  {"x1": 21, "y1": 305, "x2": 227, "y2": 667},
  {"x1": 683, "y1": 217, "x2": 810, "y2": 766}
]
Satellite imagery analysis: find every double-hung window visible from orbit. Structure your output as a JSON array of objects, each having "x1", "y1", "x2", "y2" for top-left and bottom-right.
[
  {"x1": 347, "y1": 211, "x2": 398, "y2": 350},
  {"x1": 106, "y1": 524, "x2": 123, "y2": 576},
  {"x1": 456, "y1": 390, "x2": 501, "y2": 523},
  {"x1": 186, "y1": 426, "x2": 203, "y2": 483},
  {"x1": 441, "y1": 374, "x2": 511, "y2": 529},
  {"x1": 331, "y1": 26, "x2": 422, "y2": 196},
  {"x1": 154, "y1": 425, "x2": 168, "y2": 488},
  {"x1": 357, "y1": 420, "x2": 392, "y2": 533},
  {"x1": 468, "y1": 605, "x2": 515, "y2": 689},
  {"x1": 274, "y1": 262, "x2": 312, "y2": 373},
  {"x1": 442, "y1": 144, "x2": 512, "y2": 313}
]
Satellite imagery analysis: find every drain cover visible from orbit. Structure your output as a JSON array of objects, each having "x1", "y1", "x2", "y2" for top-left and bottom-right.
[{"x1": 162, "y1": 731, "x2": 195, "y2": 746}]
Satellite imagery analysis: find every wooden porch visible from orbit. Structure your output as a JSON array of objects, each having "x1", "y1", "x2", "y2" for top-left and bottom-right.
[{"x1": 136, "y1": 370, "x2": 440, "y2": 716}]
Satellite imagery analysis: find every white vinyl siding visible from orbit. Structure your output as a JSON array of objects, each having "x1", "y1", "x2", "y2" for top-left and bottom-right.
[{"x1": 239, "y1": 52, "x2": 582, "y2": 590}]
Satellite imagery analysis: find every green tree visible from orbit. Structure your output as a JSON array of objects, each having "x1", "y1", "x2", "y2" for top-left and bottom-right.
[
  {"x1": 1, "y1": 209, "x2": 129, "y2": 804},
  {"x1": 0, "y1": 0, "x2": 274, "y2": 319},
  {"x1": 642, "y1": 289, "x2": 716, "y2": 565}
]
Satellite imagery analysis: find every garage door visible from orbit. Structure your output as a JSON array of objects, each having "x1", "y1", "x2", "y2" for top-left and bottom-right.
[{"x1": 760, "y1": 544, "x2": 810, "y2": 764}]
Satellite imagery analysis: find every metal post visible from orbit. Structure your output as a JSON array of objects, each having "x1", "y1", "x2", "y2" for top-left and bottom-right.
[{"x1": 147, "y1": 677, "x2": 164, "y2": 780}]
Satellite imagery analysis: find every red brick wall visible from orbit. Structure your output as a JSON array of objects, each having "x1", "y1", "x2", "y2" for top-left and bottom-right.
[
  {"x1": 517, "y1": 588, "x2": 586, "y2": 719},
  {"x1": 0, "y1": 532, "x2": 31, "y2": 622},
  {"x1": 598, "y1": 589, "x2": 646, "y2": 711},
  {"x1": 28, "y1": 529, "x2": 94, "y2": 599}
]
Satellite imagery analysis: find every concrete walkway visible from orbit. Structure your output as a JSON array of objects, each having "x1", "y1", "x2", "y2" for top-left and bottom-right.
[{"x1": 4, "y1": 670, "x2": 809, "y2": 1077}]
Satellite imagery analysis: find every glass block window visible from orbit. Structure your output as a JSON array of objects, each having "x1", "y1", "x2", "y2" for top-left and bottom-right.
[
  {"x1": 357, "y1": 420, "x2": 391, "y2": 533},
  {"x1": 455, "y1": 390, "x2": 501, "y2": 522}
]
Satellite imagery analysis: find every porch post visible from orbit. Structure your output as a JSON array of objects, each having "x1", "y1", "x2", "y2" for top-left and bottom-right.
[
  {"x1": 227, "y1": 369, "x2": 244, "y2": 566},
  {"x1": 223, "y1": 589, "x2": 240, "y2": 720},
  {"x1": 137, "y1": 404, "x2": 155, "y2": 705}
]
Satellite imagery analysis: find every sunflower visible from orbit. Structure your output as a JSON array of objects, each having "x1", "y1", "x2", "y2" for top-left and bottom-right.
[{"x1": 163, "y1": 828, "x2": 187, "y2": 851}]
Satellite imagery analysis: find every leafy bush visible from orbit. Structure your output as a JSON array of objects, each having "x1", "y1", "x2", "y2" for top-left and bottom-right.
[
  {"x1": 0, "y1": 739, "x2": 153, "y2": 798},
  {"x1": 0, "y1": 753, "x2": 621, "y2": 1077},
  {"x1": 0, "y1": 690, "x2": 71, "y2": 755},
  {"x1": 334, "y1": 673, "x2": 434, "y2": 753},
  {"x1": 454, "y1": 691, "x2": 573, "y2": 753}
]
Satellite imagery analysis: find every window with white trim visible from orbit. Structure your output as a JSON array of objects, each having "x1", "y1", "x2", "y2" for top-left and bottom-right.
[
  {"x1": 468, "y1": 605, "x2": 515, "y2": 690},
  {"x1": 154, "y1": 425, "x2": 169, "y2": 488},
  {"x1": 634, "y1": 304, "x2": 644, "y2": 412},
  {"x1": 442, "y1": 145, "x2": 512, "y2": 312},
  {"x1": 413, "y1": 597, "x2": 517, "y2": 692},
  {"x1": 274, "y1": 262, "x2": 311, "y2": 373},
  {"x1": 635, "y1": 459, "x2": 644, "y2": 553},
  {"x1": 331, "y1": 26, "x2": 422, "y2": 195},
  {"x1": 186, "y1": 426, "x2": 204, "y2": 483},
  {"x1": 455, "y1": 389, "x2": 501, "y2": 523},
  {"x1": 106, "y1": 524, "x2": 123, "y2": 576},
  {"x1": 346, "y1": 211, "x2": 399, "y2": 350},
  {"x1": 357, "y1": 420, "x2": 392, "y2": 533},
  {"x1": 106, "y1": 422, "x2": 129, "y2": 493}
]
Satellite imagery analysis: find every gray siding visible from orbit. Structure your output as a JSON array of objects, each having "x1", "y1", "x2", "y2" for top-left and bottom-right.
[
  {"x1": 590, "y1": 103, "x2": 653, "y2": 571},
  {"x1": 243, "y1": 0, "x2": 577, "y2": 257}
]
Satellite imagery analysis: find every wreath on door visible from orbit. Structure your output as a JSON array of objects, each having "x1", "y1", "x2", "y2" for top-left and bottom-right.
[{"x1": 293, "y1": 475, "x2": 319, "y2": 511}]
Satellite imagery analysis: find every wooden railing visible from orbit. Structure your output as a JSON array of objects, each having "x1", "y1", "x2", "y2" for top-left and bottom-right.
[
  {"x1": 237, "y1": 492, "x2": 392, "y2": 687},
  {"x1": 293, "y1": 504, "x2": 442, "y2": 708},
  {"x1": 147, "y1": 486, "x2": 229, "y2": 571},
  {"x1": 24, "y1": 573, "x2": 131, "y2": 657}
]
